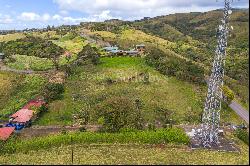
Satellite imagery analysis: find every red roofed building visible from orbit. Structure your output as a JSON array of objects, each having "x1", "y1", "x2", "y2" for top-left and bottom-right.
[
  {"x1": 22, "y1": 99, "x2": 46, "y2": 110},
  {"x1": 10, "y1": 109, "x2": 33, "y2": 123},
  {"x1": 0, "y1": 127, "x2": 15, "y2": 141}
]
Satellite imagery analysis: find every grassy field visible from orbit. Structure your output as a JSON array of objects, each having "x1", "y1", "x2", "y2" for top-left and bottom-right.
[
  {"x1": 0, "y1": 33, "x2": 25, "y2": 42},
  {"x1": 0, "y1": 72, "x2": 47, "y2": 119},
  {"x1": 0, "y1": 72, "x2": 24, "y2": 116},
  {"x1": 0, "y1": 142, "x2": 248, "y2": 165},
  {"x1": 35, "y1": 57, "x2": 242, "y2": 126},
  {"x1": 5, "y1": 55, "x2": 54, "y2": 71},
  {"x1": 52, "y1": 36, "x2": 88, "y2": 54},
  {"x1": 5, "y1": 54, "x2": 80, "y2": 71}
]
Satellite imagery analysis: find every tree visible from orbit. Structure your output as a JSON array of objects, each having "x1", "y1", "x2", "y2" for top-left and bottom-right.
[
  {"x1": 95, "y1": 97, "x2": 144, "y2": 132},
  {"x1": 43, "y1": 41, "x2": 64, "y2": 70},
  {"x1": 78, "y1": 44, "x2": 100, "y2": 65},
  {"x1": 222, "y1": 85, "x2": 235, "y2": 104},
  {"x1": 155, "y1": 107, "x2": 174, "y2": 128},
  {"x1": 43, "y1": 83, "x2": 65, "y2": 102}
]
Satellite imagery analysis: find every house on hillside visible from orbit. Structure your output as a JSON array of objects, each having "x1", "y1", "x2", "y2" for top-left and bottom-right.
[
  {"x1": 125, "y1": 50, "x2": 139, "y2": 56},
  {"x1": 6, "y1": 99, "x2": 47, "y2": 130},
  {"x1": 22, "y1": 99, "x2": 46, "y2": 111},
  {"x1": 0, "y1": 53, "x2": 5, "y2": 61},
  {"x1": 6, "y1": 109, "x2": 33, "y2": 130},
  {"x1": 103, "y1": 46, "x2": 119, "y2": 52},
  {"x1": 135, "y1": 44, "x2": 146, "y2": 54},
  {"x1": 0, "y1": 127, "x2": 15, "y2": 141}
]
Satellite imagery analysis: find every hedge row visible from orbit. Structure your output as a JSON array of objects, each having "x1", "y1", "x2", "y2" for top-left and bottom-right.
[{"x1": 0, "y1": 128, "x2": 189, "y2": 154}]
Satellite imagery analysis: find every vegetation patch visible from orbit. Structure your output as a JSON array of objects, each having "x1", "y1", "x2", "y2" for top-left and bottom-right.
[
  {"x1": 5, "y1": 55, "x2": 54, "y2": 71},
  {"x1": 0, "y1": 73, "x2": 46, "y2": 118},
  {"x1": 0, "y1": 128, "x2": 189, "y2": 154}
]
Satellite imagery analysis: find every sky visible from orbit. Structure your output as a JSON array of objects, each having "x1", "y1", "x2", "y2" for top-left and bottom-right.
[{"x1": 0, "y1": 0, "x2": 249, "y2": 30}]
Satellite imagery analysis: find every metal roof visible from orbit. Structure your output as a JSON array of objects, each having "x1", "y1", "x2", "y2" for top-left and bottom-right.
[
  {"x1": 11, "y1": 109, "x2": 33, "y2": 123},
  {"x1": 110, "y1": 50, "x2": 123, "y2": 53},
  {"x1": 125, "y1": 50, "x2": 139, "y2": 54},
  {"x1": 136, "y1": 44, "x2": 145, "y2": 47},
  {"x1": 0, "y1": 127, "x2": 15, "y2": 140},
  {"x1": 22, "y1": 100, "x2": 46, "y2": 110},
  {"x1": 103, "y1": 47, "x2": 118, "y2": 51}
]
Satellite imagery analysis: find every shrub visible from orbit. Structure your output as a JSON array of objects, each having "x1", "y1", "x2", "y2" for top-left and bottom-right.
[
  {"x1": 0, "y1": 128, "x2": 190, "y2": 154},
  {"x1": 222, "y1": 85, "x2": 235, "y2": 104},
  {"x1": 145, "y1": 46, "x2": 205, "y2": 84},
  {"x1": 234, "y1": 128, "x2": 249, "y2": 145},
  {"x1": 95, "y1": 96, "x2": 144, "y2": 132},
  {"x1": 79, "y1": 127, "x2": 87, "y2": 132},
  {"x1": 148, "y1": 123, "x2": 156, "y2": 131},
  {"x1": 61, "y1": 129, "x2": 68, "y2": 135},
  {"x1": 43, "y1": 83, "x2": 65, "y2": 102},
  {"x1": 78, "y1": 44, "x2": 100, "y2": 65}
]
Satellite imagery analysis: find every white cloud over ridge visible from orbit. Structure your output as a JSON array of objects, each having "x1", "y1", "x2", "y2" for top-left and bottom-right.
[
  {"x1": 53, "y1": 0, "x2": 249, "y2": 20},
  {"x1": 15, "y1": 10, "x2": 119, "y2": 24},
  {"x1": 0, "y1": 0, "x2": 248, "y2": 30}
]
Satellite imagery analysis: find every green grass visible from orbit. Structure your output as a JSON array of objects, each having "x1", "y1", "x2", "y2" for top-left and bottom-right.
[
  {"x1": 5, "y1": 55, "x2": 54, "y2": 71},
  {"x1": 0, "y1": 142, "x2": 248, "y2": 165},
  {"x1": 0, "y1": 72, "x2": 24, "y2": 114},
  {"x1": 0, "y1": 128, "x2": 189, "y2": 154},
  {"x1": 0, "y1": 33, "x2": 25, "y2": 42},
  {"x1": 0, "y1": 73, "x2": 47, "y2": 118},
  {"x1": 35, "y1": 57, "x2": 242, "y2": 126},
  {"x1": 52, "y1": 36, "x2": 88, "y2": 54}
]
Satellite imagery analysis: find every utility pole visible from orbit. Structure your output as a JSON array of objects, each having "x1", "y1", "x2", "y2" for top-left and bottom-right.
[{"x1": 71, "y1": 136, "x2": 74, "y2": 164}]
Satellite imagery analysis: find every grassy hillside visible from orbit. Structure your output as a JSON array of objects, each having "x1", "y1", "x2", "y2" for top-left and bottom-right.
[
  {"x1": 81, "y1": 9, "x2": 249, "y2": 107},
  {"x1": 35, "y1": 57, "x2": 242, "y2": 126},
  {"x1": 132, "y1": 9, "x2": 249, "y2": 86},
  {"x1": 0, "y1": 71, "x2": 47, "y2": 119}
]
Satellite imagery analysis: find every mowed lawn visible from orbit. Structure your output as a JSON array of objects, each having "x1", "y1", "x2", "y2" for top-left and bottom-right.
[
  {"x1": 0, "y1": 143, "x2": 248, "y2": 165},
  {"x1": 36, "y1": 57, "x2": 242, "y2": 126}
]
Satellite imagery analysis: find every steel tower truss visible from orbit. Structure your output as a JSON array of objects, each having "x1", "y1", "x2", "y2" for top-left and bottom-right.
[{"x1": 201, "y1": 0, "x2": 232, "y2": 147}]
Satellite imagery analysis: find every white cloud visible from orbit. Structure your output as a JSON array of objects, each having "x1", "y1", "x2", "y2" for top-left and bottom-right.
[
  {"x1": 0, "y1": 14, "x2": 13, "y2": 24},
  {"x1": 42, "y1": 13, "x2": 51, "y2": 21},
  {"x1": 59, "y1": 10, "x2": 69, "y2": 16},
  {"x1": 18, "y1": 12, "x2": 41, "y2": 21},
  {"x1": 53, "y1": 0, "x2": 249, "y2": 20}
]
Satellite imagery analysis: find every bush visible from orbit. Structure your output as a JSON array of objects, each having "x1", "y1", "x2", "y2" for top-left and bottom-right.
[
  {"x1": 77, "y1": 44, "x2": 100, "y2": 65},
  {"x1": 0, "y1": 128, "x2": 190, "y2": 154},
  {"x1": 234, "y1": 128, "x2": 249, "y2": 145},
  {"x1": 145, "y1": 46, "x2": 205, "y2": 84},
  {"x1": 43, "y1": 83, "x2": 65, "y2": 102},
  {"x1": 79, "y1": 127, "x2": 87, "y2": 132},
  {"x1": 222, "y1": 85, "x2": 235, "y2": 104},
  {"x1": 95, "y1": 96, "x2": 144, "y2": 132}
]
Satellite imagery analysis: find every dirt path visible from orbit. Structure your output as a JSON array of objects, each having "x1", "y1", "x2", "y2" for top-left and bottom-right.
[
  {"x1": 18, "y1": 125, "x2": 102, "y2": 139},
  {"x1": 0, "y1": 61, "x2": 55, "y2": 74}
]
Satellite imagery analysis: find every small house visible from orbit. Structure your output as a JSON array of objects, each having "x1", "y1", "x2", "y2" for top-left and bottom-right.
[
  {"x1": 0, "y1": 53, "x2": 5, "y2": 61},
  {"x1": 125, "y1": 50, "x2": 139, "y2": 56},
  {"x1": 135, "y1": 44, "x2": 146, "y2": 53},
  {"x1": 22, "y1": 99, "x2": 46, "y2": 110},
  {"x1": 0, "y1": 127, "x2": 15, "y2": 141},
  {"x1": 103, "y1": 46, "x2": 119, "y2": 52},
  {"x1": 6, "y1": 109, "x2": 33, "y2": 130}
]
